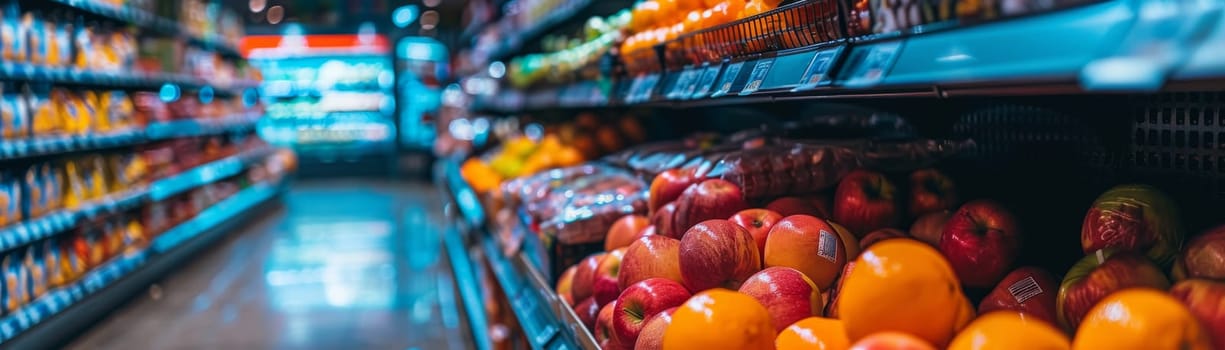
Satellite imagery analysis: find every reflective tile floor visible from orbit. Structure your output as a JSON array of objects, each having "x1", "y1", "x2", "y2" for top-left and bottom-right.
[{"x1": 69, "y1": 180, "x2": 471, "y2": 349}]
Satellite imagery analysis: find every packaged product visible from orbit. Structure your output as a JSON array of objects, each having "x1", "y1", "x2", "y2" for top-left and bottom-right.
[
  {"x1": 62, "y1": 233, "x2": 88, "y2": 282},
  {"x1": 1, "y1": 85, "x2": 30, "y2": 139},
  {"x1": 62, "y1": 91, "x2": 89, "y2": 135},
  {"x1": 0, "y1": 1, "x2": 25, "y2": 62},
  {"x1": 106, "y1": 91, "x2": 135, "y2": 129},
  {"x1": 22, "y1": 245, "x2": 45, "y2": 300},
  {"x1": 72, "y1": 24, "x2": 92, "y2": 69},
  {"x1": 52, "y1": 15, "x2": 70, "y2": 67},
  {"x1": 2, "y1": 252, "x2": 26, "y2": 310},
  {"x1": 43, "y1": 239, "x2": 63, "y2": 288},
  {"x1": 27, "y1": 87, "x2": 58, "y2": 136},
  {"x1": 21, "y1": 165, "x2": 43, "y2": 218},
  {"x1": 22, "y1": 11, "x2": 45, "y2": 66},
  {"x1": 123, "y1": 218, "x2": 144, "y2": 252},
  {"x1": 84, "y1": 227, "x2": 104, "y2": 267},
  {"x1": 0, "y1": 173, "x2": 20, "y2": 227},
  {"x1": 39, "y1": 162, "x2": 61, "y2": 212},
  {"x1": 62, "y1": 160, "x2": 87, "y2": 209},
  {"x1": 86, "y1": 155, "x2": 109, "y2": 199}
]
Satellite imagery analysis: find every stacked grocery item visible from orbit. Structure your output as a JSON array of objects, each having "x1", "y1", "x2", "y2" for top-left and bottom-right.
[
  {"x1": 459, "y1": 113, "x2": 1225, "y2": 350},
  {"x1": 507, "y1": 11, "x2": 631, "y2": 88},
  {"x1": 460, "y1": 113, "x2": 645, "y2": 194}
]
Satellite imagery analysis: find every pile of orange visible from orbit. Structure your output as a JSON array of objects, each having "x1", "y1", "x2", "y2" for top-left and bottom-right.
[{"x1": 621, "y1": 0, "x2": 783, "y2": 73}]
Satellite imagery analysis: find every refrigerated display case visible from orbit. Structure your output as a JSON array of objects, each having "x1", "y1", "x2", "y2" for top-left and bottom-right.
[
  {"x1": 243, "y1": 34, "x2": 396, "y2": 161},
  {"x1": 443, "y1": 0, "x2": 1225, "y2": 349}
]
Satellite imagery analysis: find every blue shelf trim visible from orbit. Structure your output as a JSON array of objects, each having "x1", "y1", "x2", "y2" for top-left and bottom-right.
[
  {"x1": 0, "y1": 179, "x2": 284, "y2": 344},
  {"x1": 148, "y1": 148, "x2": 273, "y2": 201},
  {"x1": 0, "y1": 62, "x2": 257, "y2": 94},
  {"x1": 0, "y1": 115, "x2": 260, "y2": 162}
]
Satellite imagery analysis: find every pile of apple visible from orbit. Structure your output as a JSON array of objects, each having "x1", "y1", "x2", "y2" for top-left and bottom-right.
[{"x1": 550, "y1": 166, "x2": 1225, "y2": 350}]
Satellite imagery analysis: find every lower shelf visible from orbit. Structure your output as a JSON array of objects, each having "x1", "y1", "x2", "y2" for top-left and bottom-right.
[{"x1": 0, "y1": 179, "x2": 287, "y2": 348}]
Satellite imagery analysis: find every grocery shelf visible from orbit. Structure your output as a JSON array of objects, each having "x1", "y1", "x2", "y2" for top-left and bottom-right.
[
  {"x1": 0, "y1": 179, "x2": 286, "y2": 347},
  {"x1": 0, "y1": 62, "x2": 259, "y2": 95},
  {"x1": 43, "y1": 0, "x2": 243, "y2": 59},
  {"x1": 441, "y1": 158, "x2": 598, "y2": 350},
  {"x1": 473, "y1": 0, "x2": 1225, "y2": 113},
  {"x1": 0, "y1": 148, "x2": 274, "y2": 255},
  {"x1": 0, "y1": 114, "x2": 262, "y2": 162}
]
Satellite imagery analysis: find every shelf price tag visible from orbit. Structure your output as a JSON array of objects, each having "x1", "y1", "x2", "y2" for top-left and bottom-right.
[
  {"x1": 634, "y1": 74, "x2": 661, "y2": 103},
  {"x1": 667, "y1": 69, "x2": 698, "y2": 100},
  {"x1": 690, "y1": 64, "x2": 723, "y2": 99},
  {"x1": 793, "y1": 46, "x2": 846, "y2": 91},
  {"x1": 623, "y1": 76, "x2": 646, "y2": 104},
  {"x1": 842, "y1": 41, "x2": 903, "y2": 87},
  {"x1": 739, "y1": 59, "x2": 775, "y2": 96},
  {"x1": 711, "y1": 62, "x2": 745, "y2": 98}
]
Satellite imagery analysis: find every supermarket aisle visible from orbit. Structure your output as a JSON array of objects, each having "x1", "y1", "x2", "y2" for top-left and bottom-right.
[{"x1": 68, "y1": 180, "x2": 470, "y2": 350}]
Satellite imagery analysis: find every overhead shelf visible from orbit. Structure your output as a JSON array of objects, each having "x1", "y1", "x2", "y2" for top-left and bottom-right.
[
  {"x1": 44, "y1": 0, "x2": 244, "y2": 59},
  {"x1": 1, "y1": 113, "x2": 262, "y2": 162},
  {"x1": 441, "y1": 159, "x2": 598, "y2": 350},
  {"x1": 473, "y1": 0, "x2": 1225, "y2": 113},
  {"x1": 0, "y1": 147, "x2": 274, "y2": 256},
  {"x1": 0, "y1": 178, "x2": 285, "y2": 346}
]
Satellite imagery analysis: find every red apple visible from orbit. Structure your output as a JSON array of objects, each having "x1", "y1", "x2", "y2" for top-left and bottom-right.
[
  {"x1": 649, "y1": 168, "x2": 701, "y2": 215},
  {"x1": 859, "y1": 228, "x2": 909, "y2": 250},
  {"x1": 1056, "y1": 249, "x2": 1171, "y2": 331},
  {"x1": 576, "y1": 297, "x2": 600, "y2": 331},
  {"x1": 909, "y1": 210, "x2": 951, "y2": 247},
  {"x1": 634, "y1": 307, "x2": 677, "y2": 350},
  {"x1": 940, "y1": 200, "x2": 1022, "y2": 288},
  {"x1": 678, "y1": 219, "x2": 762, "y2": 291},
  {"x1": 766, "y1": 197, "x2": 824, "y2": 217},
  {"x1": 594, "y1": 248, "x2": 628, "y2": 306},
  {"x1": 728, "y1": 208, "x2": 784, "y2": 258},
  {"x1": 1169, "y1": 279, "x2": 1225, "y2": 350},
  {"x1": 673, "y1": 179, "x2": 750, "y2": 237},
  {"x1": 978, "y1": 266, "x2": 1059, "y2": 326},
  {"x1": 652, "y1": 202, "x2": 679, "y2": 239},
  {"x1": 764, "y1": 215, "x2": 848, "y2": 290},
  {"x1": 825, "y1": 260, "x2": 856, "y2": 318},
  {"x1": 908, "y1": 168, "x2": 959, "y2": 217},
  {"x1": 1184, "y1": 225, "x2": 1225, "y2": 280},
  {"x1": 833, "y1": 170, "x2": 901, "y2": 237},
  {"x1": 595, "y1": 302, "x2": 621, "y2": 349},
  {"x1": 606, "y1": 215, "x2": 651, "y2": 251},
  {"x1": 738, "y1": 266, "x2": 824, "y2": 333},
  {"x1": 556, "y1": 265, "x2": 578, "y2": 306},
  {"x1": 1081, "y1": 184, "x2": 1184, "y2": 269},
  {"x1": 572, "y1": 253, "x2": 606, "y2": 302},
  {"x1": 612, "y1": 278, "x2": 692, "y2": 347},
  {"x1": 619, "y1": 235, "x2": 683, "y2": 289}
]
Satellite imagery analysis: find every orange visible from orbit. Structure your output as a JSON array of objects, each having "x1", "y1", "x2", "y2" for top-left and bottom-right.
[
  {"x1": 1072, "y1": 288, "x2": 1213, "y2": 350},
  {"x1": 838, "y1": 239, "x2": 963, "y2": 347},
  {"x1": 952, "y1": 295, "x2": 975, "y2": 332},
  {"x1": 630, "y1": 1, "x2": 662, "y2": 33},
  {"x1": 849, "y1": 332, "x2": 937, "y2": 350},
  {"x1": 949, "y1": 311, "x2": 1070, "y2": 350},
  {"x1": 663, "y1": 289, "x2": 775, "y2": 350},
  {"x1": 830, "y1": 222, "x2": 861, "y2": 259},
  {"x1": 776, "y1": 317, "x2": 851, "y2": 350},
  {"x1": 682, "y1": 9, "x2": 704, "y2": 33}
]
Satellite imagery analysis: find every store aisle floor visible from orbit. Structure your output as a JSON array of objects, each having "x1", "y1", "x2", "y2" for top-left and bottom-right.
[{"x1": 68, "y1": 180, "x2": 470, "y2": 350}]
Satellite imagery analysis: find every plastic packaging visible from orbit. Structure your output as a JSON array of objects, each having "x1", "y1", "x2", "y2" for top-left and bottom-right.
[
  {"x1": 23, "y1": 245, "x2": 46, "y2": 300},
  {"x1": 1, "y1": 1, "x2": 25, "y2": 63},
  {"x1": 0, "y1": 173, "x2": 20, "y2": 226},
  {"x1": 1, "y1": 85, "x2": 28, "y2": 138},
  {"x1": 43, "y1": 239, "x2": 64, "y2": 288}
]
